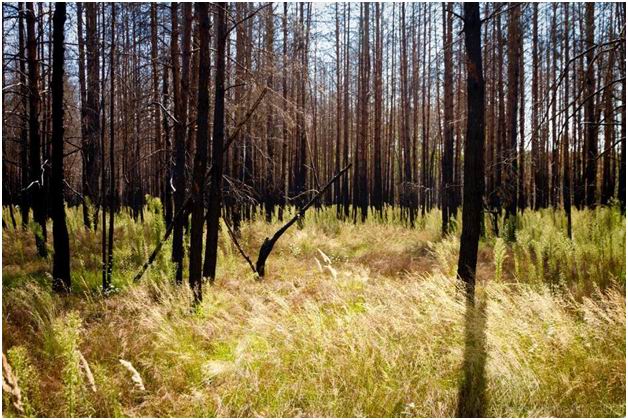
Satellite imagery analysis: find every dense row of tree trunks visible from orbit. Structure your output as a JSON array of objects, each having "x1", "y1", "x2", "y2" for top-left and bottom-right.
[{"x1": 2, "y1": 2, "x2": 625, "y2": 301}]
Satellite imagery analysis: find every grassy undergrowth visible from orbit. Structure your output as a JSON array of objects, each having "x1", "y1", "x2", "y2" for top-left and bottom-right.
[{"x1": 2, "y1": 201, "x2": 625, "y2": 417}]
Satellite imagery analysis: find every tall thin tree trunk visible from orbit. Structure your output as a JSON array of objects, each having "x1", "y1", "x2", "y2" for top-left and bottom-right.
[
  {"x1": 442, "y1": 3, "x2": 454, "y2": 234},
  {"x1": 203, "y1": 2, "x2": 227, "y2": 283},
  {"x1": 584, "y1": 3, "x2": 598, "y2": 208},
  {"x1": 26, "y1": 3, "x2": 47, "y2": 257},
  {"x1": 189, "y1": 2, "x2": 210, "y2": 302},
  {"x1": 372, "y1": 3, "x2": 384, "y2": 217},
  {"x1": 51, "y1": 2, "x2": 71, "y2": 292},
  {"x1": 505, "y1": 4, "x2": 520, "y2": 220},
  {"x1": 353, "y1": 2, "x2": 369, "y2": 223},
  {"x1": 105, "y1": 3, "x2": 116, "y2": 291},
  {"x1": 457, "y1": 2, "x2": 485, "y2": 299},
  {"x1": 18, "y1": 3, "x2": 29, "y2": 228},
  {"x1": 85, "y1": 4, "x2": 101, "y2": 216},
  {"x1": 170, "y1": 2, "x2": 189, "y2": 284},
  {"x1": 563, "y1": 3, "x2": 572, "y2": 238},
  {"x1": 77, "y1": 3, "x2": 91, "y2": 229}
]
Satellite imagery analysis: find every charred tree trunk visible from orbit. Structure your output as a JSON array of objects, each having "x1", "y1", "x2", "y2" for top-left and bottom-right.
[
  {"x1": 563, "y1": 3, "x2": 572, "y2": 238},
  {"x1": 531, "y1": 4, "x2": 543, "y2": 209},
  {"x1": 18, "y1": 3, "x2": 29, "y2": 227},
  {"x1": 105, "y1": 3, "x2": 116, "y2": 292},
  {"x1": 170, "y1": 2, "x2": 189, "y2": 284},
  {"x1": 77, "y1": 3, "x2": 91, "y2": 229},
  {"x1": 150, "y1": 4, "x2": 163, "y2": 213},
  {"x1": 26, "y1": 3, "x2": 47, "y2": 257},
  {"x1": 442, "y1": 3, "x2": 454, "y2": 234},
  {"x1": 457, "y1": 3, "x2": 485, "y2": 299},
  {"x1": 372, "y1": 3, "x2": 384, "y2": 217},
  {"x1": 584, "y1": 3, "x2": 598, "y2": 208},
  {"x1": 188, "y1": 2, "x2": 210, "y2": 302},
  {"x1": 619, "y1": 4, "x2": 626, "y2": 214},
  {"x1": 353, "y1": 2, "x2": 369, "y2": 223},
  {"x1": 203, "y1": 2, "x2": 227, "y2": 282},
  {"x1": 85, "y1": 3, "x2": 101, "y2": 217},
  {"x1": 505, "y1": 4, "x2": 520, "y2": 220},
  {"x1": 51, "y1": 2, "x2": 71, "y2": 293}
]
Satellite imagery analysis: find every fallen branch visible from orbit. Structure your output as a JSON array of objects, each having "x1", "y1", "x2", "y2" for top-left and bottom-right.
[
  {"x1": 255, "y1": 164, "x2": 351, "y2": 277},
  {"x1": 132, "y1": 196, "x2": 193, "y2": 283},
  {"x1": 223, "y1": 218, "x2": 256, "y2": 274}
]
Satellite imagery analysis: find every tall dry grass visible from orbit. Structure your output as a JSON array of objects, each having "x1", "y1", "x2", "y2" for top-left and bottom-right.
[{"x1": 1, "y1": 202, "x2": 625, "y2": 417}]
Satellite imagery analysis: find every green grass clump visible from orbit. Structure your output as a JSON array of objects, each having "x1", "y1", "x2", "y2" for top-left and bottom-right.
[
  {"x1": 513, "y1": 207, "x2": 625, "y2": 295},
  {"x1": 5, "y1": 346, "x2": 40, "y2": 417},
  {"x1": 52, "y1": 311, "x2": 93, "y2": 417}
]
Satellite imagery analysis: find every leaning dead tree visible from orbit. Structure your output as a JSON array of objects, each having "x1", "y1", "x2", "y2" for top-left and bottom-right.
[{"x1": 255, "y1": 164, "x2": 351, "y2": 277}]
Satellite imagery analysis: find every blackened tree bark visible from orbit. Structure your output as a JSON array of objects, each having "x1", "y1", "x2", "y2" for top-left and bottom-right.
[
  {"x1": 105, "y1": 3, "x2": 116, "y2": 292},
  {"x1": 531, "y1": 3, "x2": 543, "y2": 209},
  {"x1": 457, "y1": 3, "x2": 485, "y2": 299},
  {"x1": 584, "y1": 3, "x2": 598, "y2": 208},
  {"x1": 264, "y1": 3, "x2": 276, "y2": 223},
  {"x1": 353, "y1": 2, "x2": 369, "y2": 223},
  {"x1": 203, "y1": 2, "x2": 227, "y2": 282},
  {"x1": 334, "y1": 3, "x2": 342, "y2": 218},
  {"x1": 150, "y1": 3, "x2": 163, "y2": 213},
  {"x1": 85, "y1": 3, "x2": 101, "y2": 216},
  {"x1": 562, "y1": 4, "x2": 572, "y2": 238},
  {"x1": 50, "y1": 2, "x2": 71, "y2": 293},
  {"x1": 279, "y1": 2, "x2": 289, "y2": 221},
  {"x1": 76, "y1": 2, "x2": 91, "y2": 229},
  {"x1": 18, "y1": 3, "x2": 29, "y2": 227},
  {"x1": 601, "y1": 42, "x2": 615, "y2": 205},
  {"x1": 505, "y1": 3, "x2": 520, "y2": 220},
  {"x1": 400, "y1": 4, "x2": 414, "y2": 226},
  {"x1": 26, "y1": 3, "x2": 47, "y2": 257},
  {"x1": 170, "y1": 2, "x2": 188, "y2": 284},
  {"x1": 442, "y1": 2, "x2": 454, "y2": 234},
  {"x1": 189, "y1": 2, "x2": 210, "y2": 302},
  {"x1": 294, "y1": 3, "x2": 309, "y2": 208},
  {"x1": 372, "y1": 3, "x2": 384, "y2": 217},
  {"x1": 619, "y1": 4, "x2": 626, "y2": 214},
  {"x1": 342, "y1": 4, "x2": 350, "y2": 219},
  {"x1": 162, "y1": 57, "x2": 173, "y2": 226},
  {"x1": 517, "y1": 20, "x2": 526, "y2": 212}
]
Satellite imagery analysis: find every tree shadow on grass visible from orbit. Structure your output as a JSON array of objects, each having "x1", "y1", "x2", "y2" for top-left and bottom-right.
[{"x1": 456, "y1": 294, "x2": 488, "y2": 417}]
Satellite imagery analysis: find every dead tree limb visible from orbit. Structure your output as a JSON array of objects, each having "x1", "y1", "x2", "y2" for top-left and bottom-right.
[
  {"x1": 132, "y1": 87, "x2": 270, "y2": 283},
  {"x1": 133, "y1": 88, "x2": 280, "y2": 282},
  {"x1": 223, "y1": 218, "x2": 256, "y2": 273},
  {"x1": 255, "y1": 164, "x2": 352, "y2": 277},
  {"x1": 133, "y1": 196, "x2": 193, "y2": 283}
]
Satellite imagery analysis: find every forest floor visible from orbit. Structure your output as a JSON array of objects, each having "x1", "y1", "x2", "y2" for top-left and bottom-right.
[{"x1": 2, "y1": 203, "x2": 626, "y2": 417}]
